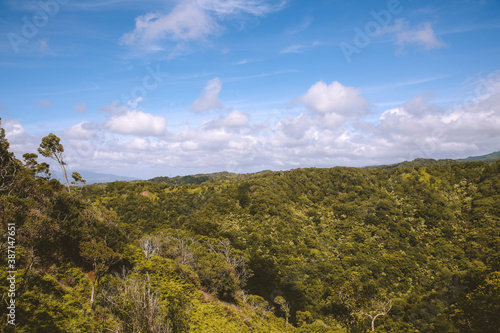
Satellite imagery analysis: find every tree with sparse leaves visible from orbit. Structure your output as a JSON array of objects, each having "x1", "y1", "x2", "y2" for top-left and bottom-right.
[
  {"x1": 71, "y1": 171, "x2": 86, "y2": 188},
  {"x1": 38, "y1": 133, "x2": 70, "y2": 192},
  {"x1": 0, "y1": 118, "x2": 17, "y2": 193},
  {"x1": 80, "y1": 238, "x2": 120, "y2": 307},
  {"x1": 274, "y1": 296, "x2": 290, "y2": 328}
]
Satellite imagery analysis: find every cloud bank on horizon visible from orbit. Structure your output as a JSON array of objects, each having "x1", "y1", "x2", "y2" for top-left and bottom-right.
[{"x1": 1, "y1": 0, "x2": 500, "y2": 178}]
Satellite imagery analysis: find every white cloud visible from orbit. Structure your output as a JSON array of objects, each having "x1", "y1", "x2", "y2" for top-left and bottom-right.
[
  {"x1": 280, "y1": 41, "x2": 320, "y2": 54},
  {"x1": 2, "y1": 120, "x2": 38, "y2": 160},
  {"x1": 196, "y1": 0, "x2": 287, "y2": 16},
  {"x1": 127, "y1": 137, "x2": 151, "y2": 151},
  {"x1": 277, "y1": 113, "x2": 313, "y2": 140},
  {"x1": 382, "y1": 19, "x2": 446, "y2": 51},
  {"x1": 191, "y1": 77, "x2": 224, "y2": 112},
  {"x1": 4, "y1": 119, "x2": 26, "y2": 141},
  {"x1": 65, "y1": 122, "x2": 96, "y2": 140},
  {"x1": 374, "y1": 87, "x2": 500, "y2": 159},
  {"x1": 121, "y1": 0, "x2": 288, "y2": 50},
  {"x1": 106, "y1": 110, "x2": 167, "y2": 136},
  {"x1": 298, "y1": 81, "x2": 370, "y2": 119},
  {"x1": 120, "y1": 2, "x2": 219, "y2": 48},
  {"x1": 206, "y1": 110, "x2": 249, "y2": 128},
  {"x1": 221, "y1": 110, "x2": 249, "y2": 127}
]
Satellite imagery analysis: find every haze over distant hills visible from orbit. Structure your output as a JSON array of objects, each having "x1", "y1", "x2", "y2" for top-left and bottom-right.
[
  {"x1": 51, "y1": 150, "x2": 500, "y2": 185},
  {"x1": 149, "y1": 150, "x2": 500, "y2": 185},
  {"x1": 53, "y1": 170, "x2": 139, "y2": 184}
]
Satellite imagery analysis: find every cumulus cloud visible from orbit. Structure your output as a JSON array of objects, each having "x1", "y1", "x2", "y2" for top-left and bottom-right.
[
  {"x1": 191, "y1": 78, "x2": 225, "y2": 112},
  {"x1": 127, "y1": 137, "x2": 151, "y2": 151},
  {"x1": 106, "y1": 110, "x2": 167, "y2": 136},
  {"x1": 120, "y1": 0, "x2": 287, "y2": 50},
  {"x1": 3, "y1": 119, "x2": 26, "y2": 141},
  {"x1": 205, "y1": 110, "x2": 249, "y2": 128},
  {"x1": 296, "y1": 81, "x2": 371, "y2": 129},
  {"x1": 2, "y1": 120, "x2": 38, "y2": 159},
  {"x1": 276, "y1": 113, "x2": 314, "y2": 140},
  {"x1": 374, "y1": 84, "x2": 500, "y2": 160},
  {"x1": 64, "y1": 122, "x2": 97, "y2": 140},
  {"x1": 381, "y1": 19, "x2": 446, "y2": 51}
]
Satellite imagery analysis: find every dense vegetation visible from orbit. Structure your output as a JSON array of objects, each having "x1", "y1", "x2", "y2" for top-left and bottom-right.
[{"x1": 1, "y1": 119, "x2": 499, "y2": 332}]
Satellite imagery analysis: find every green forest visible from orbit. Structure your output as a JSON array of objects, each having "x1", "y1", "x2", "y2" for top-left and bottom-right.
[{"x1": 1, "y1": 119, "x2": 500, "y2": 332}]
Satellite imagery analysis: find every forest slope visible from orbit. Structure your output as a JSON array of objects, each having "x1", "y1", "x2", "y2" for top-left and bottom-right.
[{"x1": 80, "y1": 160, "x2": 500, "y2": 332}]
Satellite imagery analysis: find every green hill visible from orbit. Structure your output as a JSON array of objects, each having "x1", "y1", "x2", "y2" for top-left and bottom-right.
[
  {"x1": 370, "y1": 151, "x2": 500, "y2": 170},
  {"x1": 458, "y1": 150, "x2": 500, "y2": 162},
  {"x1": 149, "y1": 170, "x2": 273, "y2": 186}
]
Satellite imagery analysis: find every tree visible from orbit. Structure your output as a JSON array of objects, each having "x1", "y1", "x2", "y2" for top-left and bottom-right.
[
  {"x1": 23, "y1": 153, "x2": 52, "y2": 179},
  {"x1": 274, "y1": 296, "x2": 290, "y2": 328},
  {"x1": 102, "y1": 272, "x2": 173, "y2": 333},
  {"x1": 71, "y1": 171, "x2": 86, "y2": 188},
  {"x1": 80, "y1": 238, "x2": 120, "y2": 306},
  {"x1": 38, "y1": 133, "x2": 70, "y2": 192},
  {"x1": 139, "y1": 235, "x2": 161, "y2": 260},
  {"x1": 36, "y1": 162, "x2": 51, "y2": 180},
  {"x1": 23, "y1": 153, "x2": 39, "y2": 172},
  {"x1": 336, "y1": 284, "x2": 392, "y2": 332},
  {"x1": 360, "y1": 297, "x2": 392, "y2": 332},
  {"x1": 0, "y1": 118, "x2": 17, "y2": 193},
  {"x1": 455, "y1": 271, "x2": 500, "y2": 332}
]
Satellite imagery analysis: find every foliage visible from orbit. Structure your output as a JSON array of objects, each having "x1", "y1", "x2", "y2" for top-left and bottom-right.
[{"x1": 38, "y1": 133, "x2": 70, "y2": 192}]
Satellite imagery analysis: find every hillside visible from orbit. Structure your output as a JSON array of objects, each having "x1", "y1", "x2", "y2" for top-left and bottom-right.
[
  {"x1": 1, "y1": 121, "x2": 499, "y2": 332},
  {"x1": 459, "y1": 151, "x2": 500, "y2": 162},
  {"x1": 151, "y1": 151, "x2": 500, "y2": 186},
  {"x1": 149, "y1": 170, "x2": 273, "y2": 186},
  {"x1": 80, "y1": 159, "x2": 500, "y2": 332}
]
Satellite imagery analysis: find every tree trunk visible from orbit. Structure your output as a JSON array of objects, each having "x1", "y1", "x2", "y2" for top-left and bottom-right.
[
  {"x1": 90, "y1": 280, "x2": 95, "y2": 307},
  {"x1": 59, "y1": 162, "x2": 71, "y2": 193}
]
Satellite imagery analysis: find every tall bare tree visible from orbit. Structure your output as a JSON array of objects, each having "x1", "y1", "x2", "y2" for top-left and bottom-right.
[
  {"x1": 0, "y1": 118, "x2": 17, "y2": 194},
  {"x1": 38, "y1": 133, "x2": 70, "y2": 192}
]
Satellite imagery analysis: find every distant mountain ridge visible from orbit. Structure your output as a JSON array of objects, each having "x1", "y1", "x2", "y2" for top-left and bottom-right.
[
  {"x1": 149, "y1": 170, "x2": 272, "y2": 185},
  {"x1": 149, "y1": 151, "x2": 500, "y2": 185},
  {"x1": 458, "y1": 151, "x2": 500, "y2": 162},
  {"x1": 53, "y1": 170, "x2": 139, "y2": 184},
  {"x1": 370, "y1": 150, "x2": 500, "y2": 170}
]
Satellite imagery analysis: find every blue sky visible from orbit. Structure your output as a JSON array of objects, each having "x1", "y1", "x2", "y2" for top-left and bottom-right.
[{"x1": 1, "y1": 0, "x2": 500, "y2": 178}]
